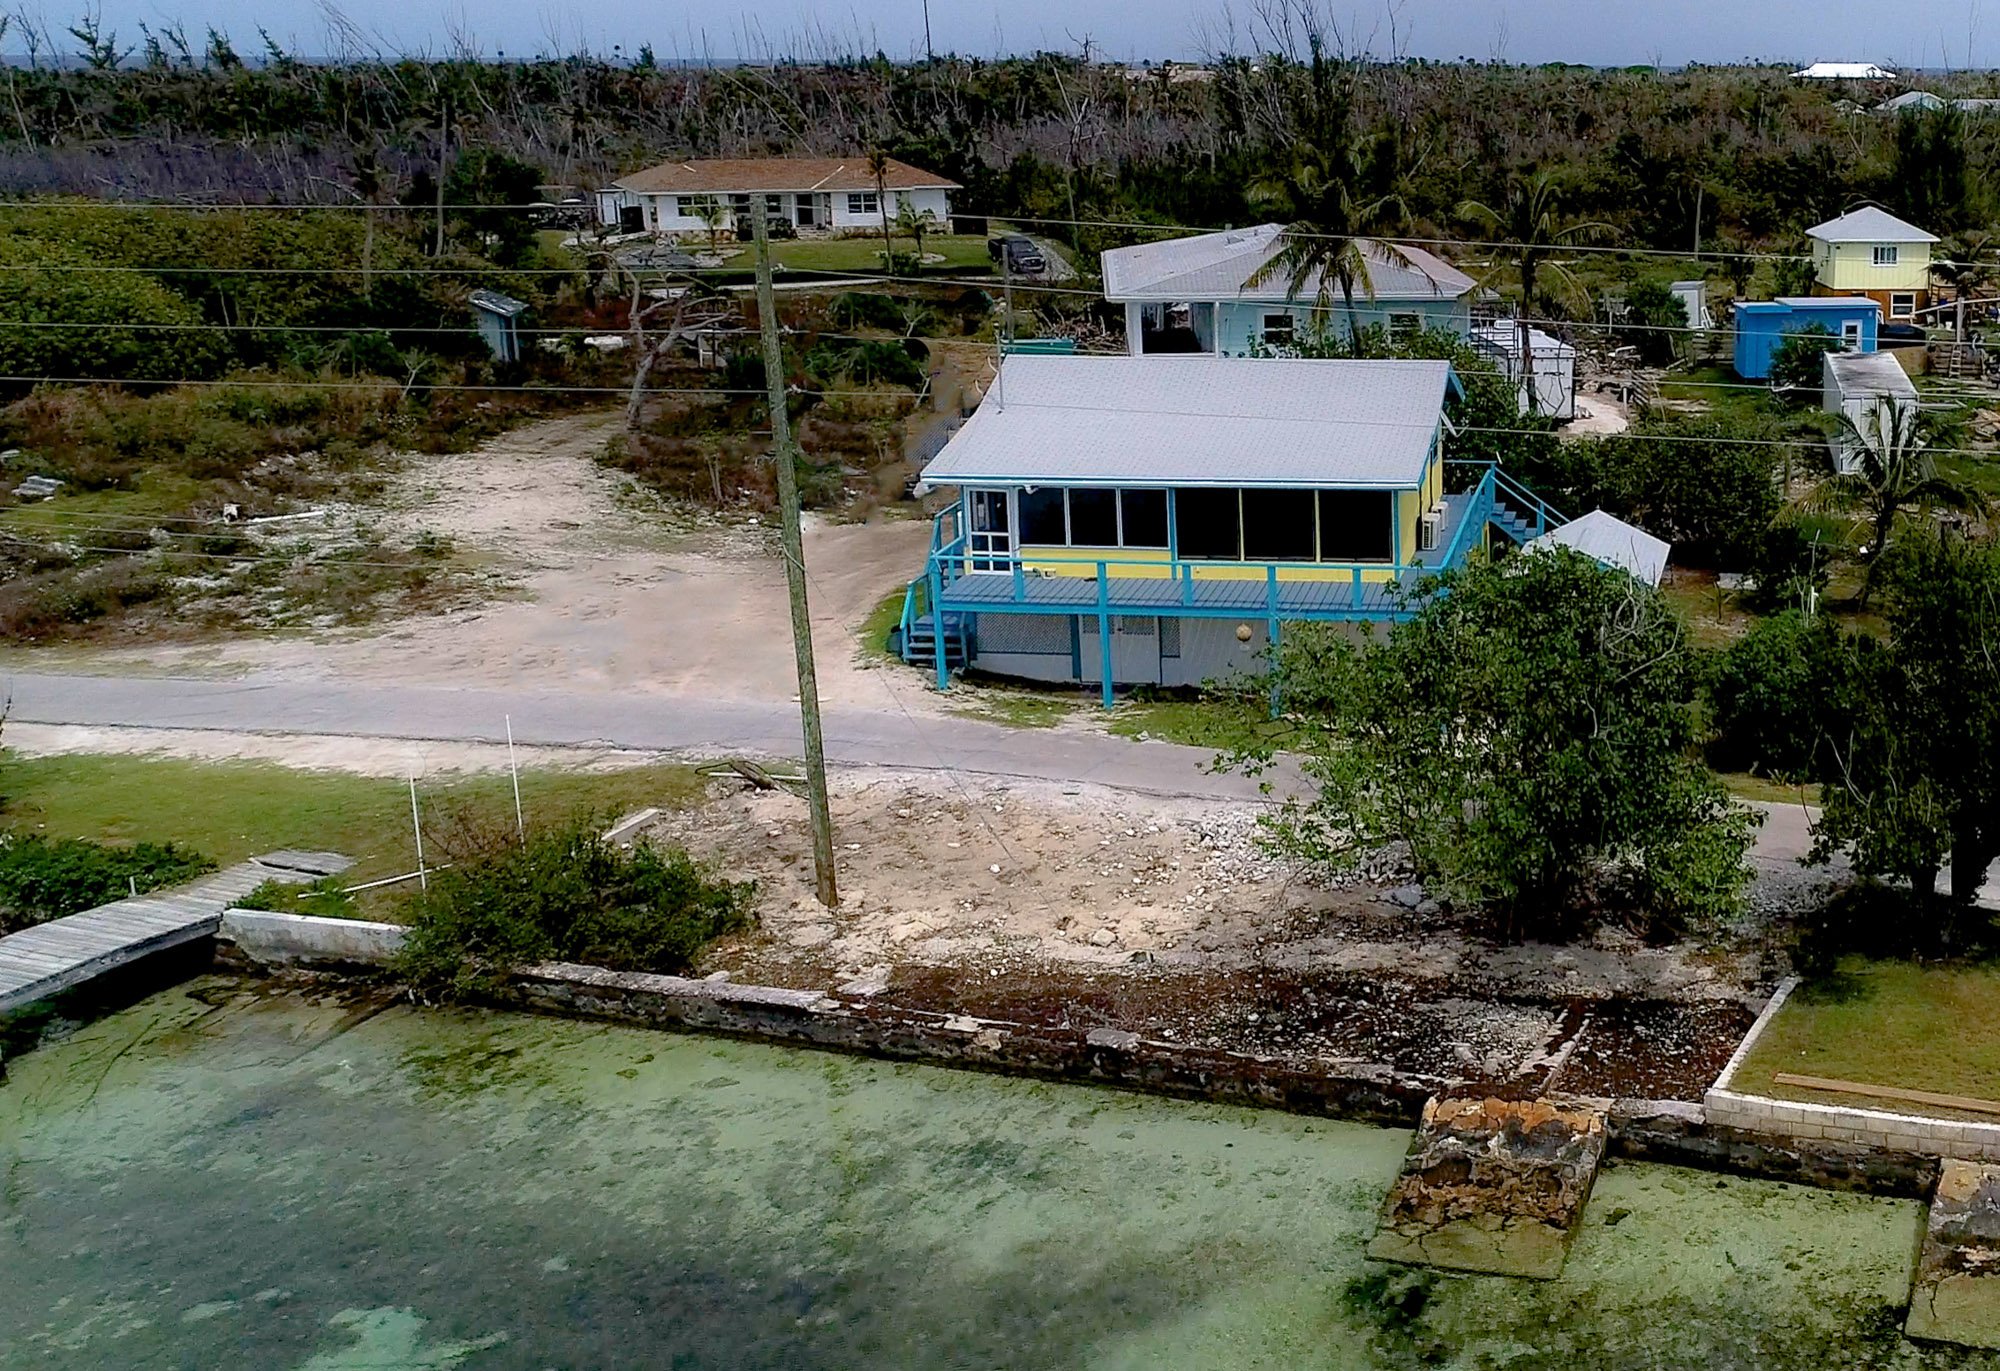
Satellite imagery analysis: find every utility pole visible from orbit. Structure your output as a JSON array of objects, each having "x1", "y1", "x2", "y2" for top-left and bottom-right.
[
  {"x1": 922, "y1": 0, "x2": 935, "y2": 63},
  {"x1": 752, "y1": 212, "x2": 839, "y2": 908}
]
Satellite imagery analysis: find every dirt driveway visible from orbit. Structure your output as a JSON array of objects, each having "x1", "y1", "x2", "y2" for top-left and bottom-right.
[{"x1": 68, "y1": 411, "x2": 936, "y2": 710}]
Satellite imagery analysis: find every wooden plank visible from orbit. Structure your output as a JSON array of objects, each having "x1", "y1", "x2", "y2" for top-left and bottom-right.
[{"x1": 1773, "y1": 1072, "x2": 2000, "y2": 1119}]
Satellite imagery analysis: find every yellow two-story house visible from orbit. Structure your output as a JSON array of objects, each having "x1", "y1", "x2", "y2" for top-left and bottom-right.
[{"x1": 1807, "y1": 206, "x2": 1939, "y2": 322}]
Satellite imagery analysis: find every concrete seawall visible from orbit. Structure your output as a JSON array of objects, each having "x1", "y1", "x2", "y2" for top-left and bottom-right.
[{"x1": 210, "y1": 911, "x2": 1942, "y2": 1198}]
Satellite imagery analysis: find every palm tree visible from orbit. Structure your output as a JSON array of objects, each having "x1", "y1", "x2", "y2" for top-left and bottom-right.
[
  {"x1": 1826, "y1": 396, "x2": 1985, "y2": 605},
  {"x1": 692, "y1": 196, "x2": 730, "y2": 255},
  {"x1": 867, "y1": 148, "x2": 895, "y2": 269},
  {"x1": 350, "y1": 144, "x2": 382, "y2": 301},
  {"x1": 1245, "y1": 149, "x2": 1414, "y2": 348},
  {"x1": 1457, "y1": 171, "x2": 1611, "y2": 412},
  {"x1": 895, "y1": 200, "x2": 938, "y2": 263}
]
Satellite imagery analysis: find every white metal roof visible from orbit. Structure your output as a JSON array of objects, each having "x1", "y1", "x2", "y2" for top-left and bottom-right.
[
  {"x1": 1806, "y1": 206, "x2": 1939, "y2": 244},
  {"x1": 920, "y1": 355, "x2": 1452, "y2": 489},
  {"x1": 1101, "y1": 225, "x2": 1475, "y2": 304},
  {"x1": 1823, "y1": 349, "x2": 1918, "y2": 399},
  {"x1": 1793, "y1": 62, "x2": 1895, "y2": 79},
  {"x1": 1526, "y1": 510, "x2": 1671, "y2": 588},
  {"x1": 1470, "y1": 321, "x2": 1577, "y2": 359}
]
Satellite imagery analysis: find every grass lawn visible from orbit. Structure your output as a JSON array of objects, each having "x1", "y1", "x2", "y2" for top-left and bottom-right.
[
  {"x1": 1656, "y1": 364, "x2": 1782, "y2": 425},
  {"x1": 856, "y1": 588, "x2": 907, "y2": 664},
  {"x1": 1733, "y1": 958, "x2": 2000, "y2": 1121},
  {"x1": 0, "y1": 468, "x2": 211, "y2": 540},
  {"x1": 0, "y1": 753, "x2": 710, "y2": 918},
  {"x1": 1107, "y1": 696, "x2": 1278, "y2": 753},
  {"x1": 766, "y1": 234, "x2": 991, "y2": 275}
]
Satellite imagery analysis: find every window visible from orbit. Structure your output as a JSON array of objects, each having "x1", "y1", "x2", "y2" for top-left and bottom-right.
[
  {"x1": 1119, "y1": 489, "x2": 1169, "y2": 548},
  {"x1": 1174, "y1": 488, "x2": 1242, "y2": 559},
  {"x1": 1242, "y1": 488, "x2": 1316, "y2": 560},
  {"x1": 680, "y1": 195, "x2": 720, "y2": 219},
  {"x1": 728, "y1": 193, "x2": 753, "y2": 212},
  {"x1": 847, "y1": 190, "x2": 880, "y2": 216},
  {"x1": 1317, "y1": 490, "x2": 1394, "y2": 562},
  {"x1": 1390, "y1": 313, "x2": 1421, "y2": 342},
  {"x1": 1018, "y1": 488, "x2": 1067, "y2": 544},
  {"x1": 1890, "y1": 292, "x2": 1917, "y2": 321},
  {"x1": 1068, "y1": 488, "x2": 1119, "y2": 546},
  {"x1": 1872, "y1": 244, "x2": 1899, "y2": 267},
  {"x1": 1262, "y1": 312, "x2": 1296, "y2": 346}
]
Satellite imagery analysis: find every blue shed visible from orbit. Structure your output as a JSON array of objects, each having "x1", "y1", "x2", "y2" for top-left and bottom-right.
[
  {"x1": 1731, "y1": 297, "x2": 1880, "y2": 380},
  {"x1": 469, "y1": 289, "x2": 530, "y2": 363}
]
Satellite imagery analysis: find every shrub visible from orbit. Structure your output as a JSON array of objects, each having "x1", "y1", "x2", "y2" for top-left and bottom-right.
[
  {"x1": 1707, "y1": 611, "x2": 1855, "y2": 779},
  {"x1": 392, "y1": 819, "x2": 756, "y2": 999},
  {"x1": 1769, "y1": 324, "x2": 1841, "y2": 397},
  {"x1": 0, "y1": 833, "x2": 215, "y2": 932}
]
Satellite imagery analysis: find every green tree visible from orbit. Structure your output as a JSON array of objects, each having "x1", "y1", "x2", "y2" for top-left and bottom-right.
[
  {"x1": 1823, "y1": 395, "x2": 1984, "y2": 604},
  {"x1": 894, "y1": 199, "x2": 938, "y2": 262},
  {"x1": 0, "y1": 236, "x2": 229, "y2": 382},
  {"x1": 443, "y1": 149, "x2": 544, "y2": 267},
  {"x1": 1767, "y1": 323, "x2": 1841, "y2": 397},
  {"x1": 1707, "y1": 610, "x2": 1855, "y2": 779},
  {"x1": 1457, "y1": 170, "x2": 1611, "y2": 412},
  {"x1": 1236, "y1": 549, "x2": 1755, "y2": 934},
  {"x1": 1814, "y1": 532, "x2": 2000, "y2": 908},
  {"x1": 1597, "y1": 419, "x2": 1784, "y2": 569},
  {"x1": 867, "y1": 147, "x2": 895, "y2": 267},
  {"x1": 1623, "y1": 279, "x2": 1689, "y2": 365}
]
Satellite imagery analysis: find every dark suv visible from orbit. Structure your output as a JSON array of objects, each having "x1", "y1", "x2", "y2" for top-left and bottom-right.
[
  {"x1": 988, "y1": 233, "x2": 1047, "y2": 276},
  {"x1": 733, "y1": 212, "x2": 797, "y2": 241}
]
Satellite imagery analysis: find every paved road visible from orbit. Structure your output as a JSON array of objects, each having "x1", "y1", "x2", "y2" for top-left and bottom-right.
[{"x1": 2, "y1": 671, "x2": 1268, "y2": 800}]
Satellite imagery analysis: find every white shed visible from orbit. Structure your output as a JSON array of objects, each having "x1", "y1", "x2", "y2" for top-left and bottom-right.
[
  {"x1": 1822, "y1": 350, "x2": 1918, "y2": 474},
  {"x1": 1669, "y1": 280, "x2": 1713, "y2": 331},
  {"x1": 1526, "y1": 509, "x2": 1671, "y2": 587},
  {"x1": 1471, "y1": 321, "x2": 1577, "y2": 420}
]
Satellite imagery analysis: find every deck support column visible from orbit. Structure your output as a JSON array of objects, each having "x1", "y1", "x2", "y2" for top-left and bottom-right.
[
  {"x1": 1097, "y1": 561, "x2": 1114, "y2": 709},
  {"x1": 1267, "y1": 616, "x2": 1283, "y2": 716},
  {"x1": 929, "y1": 563, "x2": 949, "y2": 692}
]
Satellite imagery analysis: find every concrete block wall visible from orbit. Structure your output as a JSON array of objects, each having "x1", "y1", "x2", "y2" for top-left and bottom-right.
[{"x1": 1705, "y1": 974, "x2": 2000, "y2": 1162}]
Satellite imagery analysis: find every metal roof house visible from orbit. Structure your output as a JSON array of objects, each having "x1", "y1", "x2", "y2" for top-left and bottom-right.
[
  {"x1": 1806, "y1": 206, "x2": 1939, "y2": 320},
  {"x1": 1101, "y1": 226, "x2": 1477, "y2": 357},
  {"x1": 895, "y1": 354, "x2": 1586, "y2": 702},
  {"x1": 1823, "y1": 349, "x2": 1919, "y2": 475},
  {"x1": 1793, "y1": 62, "x2": 1896, "y2": 79},
  {"x1": 1526, "y1": 510, "x2": 1670, "y2": 588},
  {"x1": 1731, "y1": 297, "x2": 1881, "y2": 379},
  {"x1": 593, "y1": 157, "x2": 957, "y2": 238}
]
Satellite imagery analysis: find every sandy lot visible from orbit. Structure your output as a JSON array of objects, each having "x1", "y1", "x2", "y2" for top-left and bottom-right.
[
  {"x1": 656, "y1": 768, "x2": 1767, "y2": 1102},
  {"x1": 70, "y1": 411, "x2": 936, "y2": 710}
]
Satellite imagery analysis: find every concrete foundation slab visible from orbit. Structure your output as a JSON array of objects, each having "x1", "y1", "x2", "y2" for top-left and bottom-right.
[
  {"x1": 1907, "y1": 1159, "x2": 2000, "y2": 1348},
  {"x1": 1367, "y1": 1096, "x2": 1607, "y2": 1280}
]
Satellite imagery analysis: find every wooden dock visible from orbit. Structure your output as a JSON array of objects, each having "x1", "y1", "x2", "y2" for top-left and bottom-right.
[{"x1": 0, "y1": 849, "x2": 353, "y2": 1016}]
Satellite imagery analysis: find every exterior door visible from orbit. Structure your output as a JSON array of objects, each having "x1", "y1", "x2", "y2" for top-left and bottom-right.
[{"x1": 968, "y1": 489, "x2": 1013, "y2": 571}]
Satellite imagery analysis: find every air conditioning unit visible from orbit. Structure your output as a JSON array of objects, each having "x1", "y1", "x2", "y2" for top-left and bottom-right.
[{"x1": 1417, "y1": 506, "x2": 1444, "y2": 553}]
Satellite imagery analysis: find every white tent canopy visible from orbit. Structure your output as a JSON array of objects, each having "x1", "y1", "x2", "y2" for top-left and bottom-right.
[{"x1": 1525, "y1": 509, "x2": 1671, "y2": 588}]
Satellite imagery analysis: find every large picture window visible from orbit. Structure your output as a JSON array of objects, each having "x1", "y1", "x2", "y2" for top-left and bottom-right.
[
  {"x1": 1317, "y1": 490, "x2": 1394, "y2": 562},
  {"x1": 1242, "y1": 488, "x2": 1316, "y2": 560},
  {"x1": 1120, "y1": 489, "x2": 1169, "y2": 548},
  {"x1": 1015, "y1": 487, "x2": 1170, "y2": 549},
  {"x1": 1068, "y1": 488, "x2": 1119, "y2": 546},
  {"x1": 1018, "y1": 488, "x2": 1067, "y2": 544},
  {"x1": 1174, "y1": 488, "x2": 1241, "y2": 560}
]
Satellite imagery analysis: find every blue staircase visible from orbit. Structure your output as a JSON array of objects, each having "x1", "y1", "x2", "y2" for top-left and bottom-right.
[
  {"x1": 902, "y1": 613, "x2": 969, "y2": 671},
  {"x1": 1487, "y1": 466, "x2": 1568, "y2": 545}
]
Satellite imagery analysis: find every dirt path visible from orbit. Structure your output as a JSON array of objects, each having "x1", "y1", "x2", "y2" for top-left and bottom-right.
[{"x1": 52, "y1": 410, "x2": 938, "y2": 710}]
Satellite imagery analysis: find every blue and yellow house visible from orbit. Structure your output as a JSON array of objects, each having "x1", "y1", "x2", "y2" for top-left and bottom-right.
[
  {"x1": 897, "y1": 354, "x2": 1588, "y2": 703},
  {"x1": 1101, "y1": 226, "x2": 1477, "y2": 356}
]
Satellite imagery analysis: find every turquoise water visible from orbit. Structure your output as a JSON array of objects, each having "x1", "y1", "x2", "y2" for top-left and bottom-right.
[{"x1": 0, "y1": 979, "x2": 1979, "y2": 1369}]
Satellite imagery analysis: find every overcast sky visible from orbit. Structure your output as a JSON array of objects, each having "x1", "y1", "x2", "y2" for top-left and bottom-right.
[{"x1": 68, "y1": 0, "x2": 2000, "y2": 71}]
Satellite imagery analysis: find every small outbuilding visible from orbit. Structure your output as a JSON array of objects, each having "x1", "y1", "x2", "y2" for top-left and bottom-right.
[
  {"x1": 1669, "y1": 280, "x2": 1713, "y2": 331},
  {"x1": 1526, "y1": 510, "x2": 1671, "y2": 588},
  {"x1": 1823, "y1": 349, "x2": 1919, "y2": 474},
  {"x1": 469, "y1": 290, "x2": 530, "y2": 363},
  {"x1": 1470, "y1": 321, "x2": 1577, "y2": 419},
  {"x1": 1731, "y1": 297, "x2": 1880, "y2": 379}
]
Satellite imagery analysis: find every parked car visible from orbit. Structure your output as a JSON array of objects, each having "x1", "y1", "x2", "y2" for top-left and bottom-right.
[
  {"x1": 733, "y1": 213, "x2": 797, "y2": 241},
  {"x1": 987, "y1": 233, "x2": 1047, "y2": 277}
]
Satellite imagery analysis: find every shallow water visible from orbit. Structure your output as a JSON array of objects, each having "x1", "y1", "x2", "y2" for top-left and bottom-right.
[{"x1": 0, "y1": 979, "x2": 1983, "y2": 1369}]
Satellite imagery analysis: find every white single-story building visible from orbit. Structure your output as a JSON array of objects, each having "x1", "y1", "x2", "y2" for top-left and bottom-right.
[
  {"x1": 1101, "y1": 225, "x2": 1477, "y2": 355},
  {"x1": 1793, "y1": 62, "x2": 1895, "y2": 79},
  {"x1": 1470, "y1": 321, "x2": 1577, "y2": 420},
  {"x1": 1823, "y1": 349, "x2": 1919, "y2": 475},
  {"x1": 593, "y1": 157, "x2": 958, "y2": 238}
]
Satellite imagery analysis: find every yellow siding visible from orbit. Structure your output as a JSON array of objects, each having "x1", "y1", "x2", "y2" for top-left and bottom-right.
[{"x1": 1816, "y1": 240, "x2": 1931, "y2": 292}]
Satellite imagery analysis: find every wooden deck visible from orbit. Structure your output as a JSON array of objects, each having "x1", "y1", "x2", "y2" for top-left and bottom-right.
[{"x1": 0, "y1": 849, "x2": 353, "y2": 1016}]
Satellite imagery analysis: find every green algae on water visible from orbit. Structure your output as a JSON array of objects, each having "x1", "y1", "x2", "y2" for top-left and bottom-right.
[{"x1": 0, "y1": 977, "x2": 1987, "y2": 1370}]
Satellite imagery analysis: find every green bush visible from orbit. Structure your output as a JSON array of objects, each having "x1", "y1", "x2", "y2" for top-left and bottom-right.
[
  {"x1": 0, "y1": 833, "x2": 215, "y2": 932},
  {"x1": 1769, "y1": 324, "x2": 1841, "y2": 397},
  {"x1": 392, "y1": 820, "x2": 756, "y2": 999},
  {"x1": 1707, "y1": 611, "x2": 1854, "y2": 780}
]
